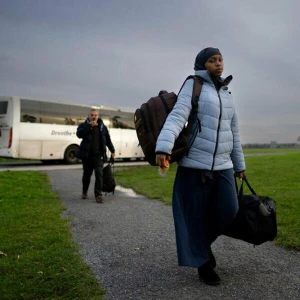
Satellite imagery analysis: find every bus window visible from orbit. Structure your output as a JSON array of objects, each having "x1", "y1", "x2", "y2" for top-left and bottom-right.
[
  {"x1": 22, "y1": 115, "x2": 37, "y2": 123},
  {"x1": 111, "y1": 114, "x2": 134, "y2": 129},
  {"x1": 21, "y1": 99, "x2": 41, "y2": 123},
  {"x1": 99, "y1": 109, "x2": 135, "y2": 129},
  {"x1": 40, "y1": 102, "x2": 71, "y2": 125},
  {"x1": 70, "y1": 106, "x2": 89, "y2": 125},
  {"x1": 101, "y1": 115, "x2": 111, "y2": 128},
  {"x1": 64, "y1": 118, "x2": 76, "y2": 125}
]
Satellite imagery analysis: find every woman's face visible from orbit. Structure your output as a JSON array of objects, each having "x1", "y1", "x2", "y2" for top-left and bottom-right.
[{"x1": 204, "y1": 54, "x2": 224, "y2": 77}]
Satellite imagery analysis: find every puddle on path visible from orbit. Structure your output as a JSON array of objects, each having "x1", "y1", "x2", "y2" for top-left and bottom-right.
[{"x1": 115, "y1": 186, "x2": 140, "y2": 197}]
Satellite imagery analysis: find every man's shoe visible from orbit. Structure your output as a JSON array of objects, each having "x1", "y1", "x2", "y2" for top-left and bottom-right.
[
  {"x1": 209, "y1": 247, "x2": 216, "y2": 269},
  {"x1": 96, "y1": 195, "x2": 104, "y2": 203},
  {"x1": 198, "y1": 262, "x2": 221, "y2": 286},
  {"x1": 82, "y1": 191, "x2": 88, "y2": 199}
]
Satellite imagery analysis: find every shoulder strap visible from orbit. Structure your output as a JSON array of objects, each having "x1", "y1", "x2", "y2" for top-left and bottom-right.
[
  {"x1": 191, "y1": 75, "x2": 203, "y2": 113},
  {"x1": 177, "y1": 75, "x2": 203, "y2": 113}
]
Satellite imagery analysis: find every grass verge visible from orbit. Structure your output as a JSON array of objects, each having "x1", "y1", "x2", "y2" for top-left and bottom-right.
[
  {"x1": 114, "y1": 152, "x2": 300, "y2": 251},
  {"x1": 0, "y1": 171, "x2": 104, "y2": 299}
]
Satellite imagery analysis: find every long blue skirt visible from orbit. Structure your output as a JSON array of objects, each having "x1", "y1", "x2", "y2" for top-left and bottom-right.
[{"x1": 172, "y1": 167, "x2": 238, "y2": 267}]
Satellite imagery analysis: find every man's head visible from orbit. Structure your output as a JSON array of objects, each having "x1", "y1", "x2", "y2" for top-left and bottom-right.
[
  {"x1": 194, "y1": 47, "x2": 223, "y2": 77},
  {"x1": 88, "y1": 109, "x2": 99, "y2": 121}
]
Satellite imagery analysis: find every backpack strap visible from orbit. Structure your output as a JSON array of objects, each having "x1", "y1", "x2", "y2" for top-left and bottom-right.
[
  {"x1": 178, "y1": 75, "x2": 203, "y2": 113},
  {"x1": 184, "y1": 75, "x2": 203, "y2": 152},
  {"x1": 191, "y1": 75, "x2": 203, "y2": 112}
]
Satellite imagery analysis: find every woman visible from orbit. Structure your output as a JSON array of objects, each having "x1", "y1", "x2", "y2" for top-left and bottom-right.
[{"x1": 155, "y1": 47, "x2": 245, "y2": 286}]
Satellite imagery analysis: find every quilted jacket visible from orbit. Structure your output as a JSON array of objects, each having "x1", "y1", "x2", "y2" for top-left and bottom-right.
[{"x1": 155, "y1": 70, "x2": 245, "y2": 172}]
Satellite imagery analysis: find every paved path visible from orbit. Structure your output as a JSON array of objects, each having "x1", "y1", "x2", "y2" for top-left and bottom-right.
[{"x1": 47, "y1": 169, "x2": 300, "y2": 300}]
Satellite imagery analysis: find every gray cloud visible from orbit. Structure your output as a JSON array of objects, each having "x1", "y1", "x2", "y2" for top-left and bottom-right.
[{"x1": 0, "y1": 0, "x2": 299, "y2": 143}]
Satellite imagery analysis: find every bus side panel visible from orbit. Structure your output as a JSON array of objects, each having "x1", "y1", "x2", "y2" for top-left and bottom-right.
[
  {"x1": 42, "y1": 141, "x2": 80, "y2": 160},
  {"x1": 109, "y1": 128, "x2": 144, "y2": 159},
  {"x1": 19, "y1": 123, "x2": 80, "y2": 160},
  {"x1": 120, "y1": 129, "x2": 137, "y2": 158},
  {"x1": 19, "y1": 140, "x2": 43, "y2": 159},
  {"x1": 109, "y1": 128, "x2": 122, "y2": 158},
  {"x1": 0, "y1": 127, "x2": 19, "y2": 158},
  {"x1": 41, "y1": 141, "x2": 64, "y2": 160},
  {"x1": 18, "y1": 140, "x2": 80, "y2": 160},
  {"x1": 0, "y1": 128, "x2": 10, "y2": 148}
]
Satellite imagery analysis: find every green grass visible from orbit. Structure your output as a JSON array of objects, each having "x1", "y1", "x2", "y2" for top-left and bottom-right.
[
  {"x1": 0, "y1": 172, "x2": 104, "y2": 300},
  {"x1": 0, "y1": 150, "x2": 299, "y2": 298},
  {"x1": 114, "y1": 152, "x2": 300, "y2": 251}
]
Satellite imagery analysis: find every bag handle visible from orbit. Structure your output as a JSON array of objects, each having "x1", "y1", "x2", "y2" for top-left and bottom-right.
[
  {"x1": 236, "y1": 176, "x2": 257, "y2": 198},
  {"x1": 107, "y1": 155, "x2": 115, "y2": 173},
  {"x1": 243, "y1": 177, "x2": 256, "y2": 195},
  {"x1": 109, "y1": 155, "x2": 114, "y2": 164}
]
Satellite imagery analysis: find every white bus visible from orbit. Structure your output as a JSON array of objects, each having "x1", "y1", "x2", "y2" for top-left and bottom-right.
[{"x1": 0, "y1": 96, "x2": 144, "y2": 164}]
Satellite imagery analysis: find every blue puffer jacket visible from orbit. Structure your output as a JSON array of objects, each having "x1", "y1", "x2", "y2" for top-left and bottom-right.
[{"x1": 155, "y1": 70, "x2": 245, "y2": 172}]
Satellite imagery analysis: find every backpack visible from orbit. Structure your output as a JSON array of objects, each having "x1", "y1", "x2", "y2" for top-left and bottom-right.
[
  {"x1": 134, "y1": 75, "x2": 202, "y2": 166},
  {"x1": 102, "y1": 162, "x2": 116, "y2": 195}
]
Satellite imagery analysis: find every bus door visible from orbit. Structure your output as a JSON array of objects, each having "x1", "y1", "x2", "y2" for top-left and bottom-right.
[
  {"x1": 108, "y1": 128, "x2": 122, "y2": 158},
  {"x1": 107, "y1": 128, "x2": 134, "y2": 159},
  {"x1": 119, "y1": 129, "x2": 136, "y2": 159}
]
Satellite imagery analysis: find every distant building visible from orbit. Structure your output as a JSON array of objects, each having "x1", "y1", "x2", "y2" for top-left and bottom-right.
[
  {"x1": 242, "y1": 142, "x2": 299, "y2": 149},
  {"x1": 270, "y1": 141, "x2": 278, "y2": 149}
]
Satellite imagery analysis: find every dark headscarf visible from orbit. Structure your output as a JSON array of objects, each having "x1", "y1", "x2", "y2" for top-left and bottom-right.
[{"x1": 194, "y1": 47, "x2": 222, "y2": 70}]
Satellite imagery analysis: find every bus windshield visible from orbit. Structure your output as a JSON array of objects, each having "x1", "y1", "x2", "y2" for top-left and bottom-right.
[
  {"x1": 0, "y1": 101, "x2": 8, "y2": 115},
  {"x1": 0, "y1": 100, "x2": 9, "y2": 127}
]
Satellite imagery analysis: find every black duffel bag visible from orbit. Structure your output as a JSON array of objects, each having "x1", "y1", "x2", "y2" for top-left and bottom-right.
[
  {"x1": 224, "y1": 176, "x2": 277, "y2": 246},
  {"x1": 102, "y1": 157, "x2": 116, "y2": 195}
]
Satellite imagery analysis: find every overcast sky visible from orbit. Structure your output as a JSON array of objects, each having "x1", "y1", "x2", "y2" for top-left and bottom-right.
[{"x1": 1, "y1": 0, "x2": 299, "y2": 143}]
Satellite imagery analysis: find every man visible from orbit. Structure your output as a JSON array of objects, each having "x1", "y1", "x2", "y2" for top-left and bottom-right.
[{"x1": 76, "y1": 109, "x2": 115, "y2": 203}]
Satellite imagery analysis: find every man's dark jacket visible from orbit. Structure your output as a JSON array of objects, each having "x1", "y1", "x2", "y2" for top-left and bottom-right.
[{"x1": 76, "y1": 118, "x2": 115, "y2": 161}]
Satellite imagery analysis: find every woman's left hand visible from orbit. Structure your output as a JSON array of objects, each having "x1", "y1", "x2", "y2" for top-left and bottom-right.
[{"x1": 235, "y1": 171, "x2": 245, "y2": 180}]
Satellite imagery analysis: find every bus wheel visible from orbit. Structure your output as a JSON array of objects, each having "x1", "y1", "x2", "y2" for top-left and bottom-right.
[{"x1": 64, "y1": 145, "x2": 79, "y2": 164}]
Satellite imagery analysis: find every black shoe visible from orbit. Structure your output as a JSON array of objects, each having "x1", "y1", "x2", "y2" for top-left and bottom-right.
[
  {"x1": 96, "y1": 195, "x2": 104, "y2": 203},
  {"x1": 82, "y1": 190, "x2": 88, "y2": 199},
  {"x1": 198, "y1": 262, "x2": 221, "y2": 286},
  {"x1": 209, "y1": 247, "x2": 216, "y2": 269}
]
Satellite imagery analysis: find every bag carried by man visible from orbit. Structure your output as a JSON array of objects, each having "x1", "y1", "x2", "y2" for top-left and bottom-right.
[
  {"x1": 224, "y1": 176, "x2": 277, "y2": 246},
  {"x1": 134, "y1": 76, "x2": 203, "y2": 166},
  {"x1": 102, "y1": 157, "x2": 116, "y2": 195}
]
